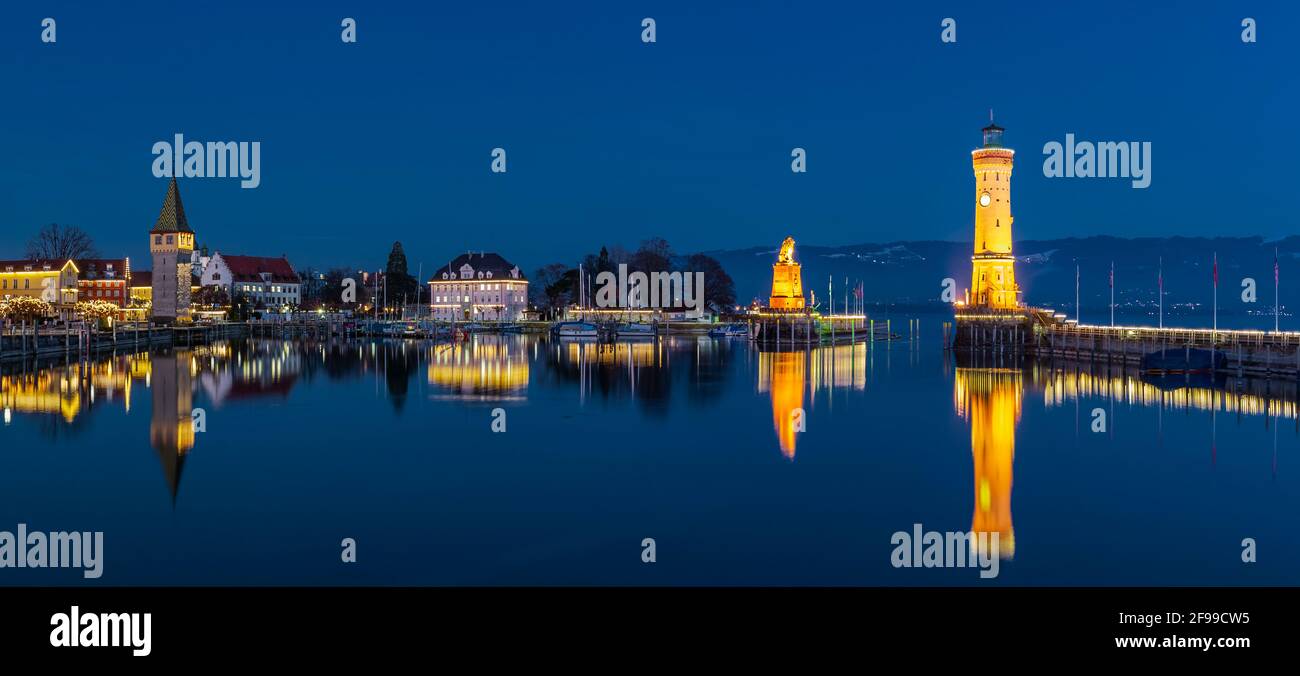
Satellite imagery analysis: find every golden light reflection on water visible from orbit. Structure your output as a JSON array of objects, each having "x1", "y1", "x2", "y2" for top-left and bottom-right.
[
  {"x1": 758, "y1": 343, "x2": 868, "y2": 459},
  {"x1": 563, "y1": 340, "x2": 660, "y2": 367},
  {"x1": 2, "y1": 341, "x2": 307, "y2": 501},
  {"x1": 427, "y1": 338, "x2": 530, "y2": 400},
  {"x1": 761, "y1": 351, "x2": 804, "y2": 459},
  {"x1": 6, "y1": 338, "x2": 1297, "y2": 509},
  {"x1": 0, "y1": 355, "x2": 151, "y2": 422},
  {"x1": 1034, "y1": 365, "x2": 1299, "y2": 419},
  {"x1": 953, "y1": 368, "x2": 1019, "y2": 559}
]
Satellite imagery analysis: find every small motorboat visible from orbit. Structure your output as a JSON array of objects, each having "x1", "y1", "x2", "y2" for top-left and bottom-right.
[
  {"x1": 708, "y1": 323, "x2": 749, "y2": 338},
  {"x1": 552, "y1": 321, "x2": 598, "y2": 338},
  {"x1": 616, "y1": 323, "x2": 657, "y2": 338}
]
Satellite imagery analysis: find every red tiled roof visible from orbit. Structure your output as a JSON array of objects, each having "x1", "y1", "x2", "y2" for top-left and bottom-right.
[
  {"x1": 219, "y1": 254, "x2": 298, "y2": 283},
  {"x1": 73, "y1": 258, "x2": 130, "y2": 281}
]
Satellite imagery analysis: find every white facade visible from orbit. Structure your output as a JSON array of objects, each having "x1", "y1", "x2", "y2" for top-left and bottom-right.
[
  {"x1": 229, "y1": 276, "x2": 301, "y2": 309},
  {"x1": 429, "y1": 255, "x2": 528, "y2": 321},
  {"x1": 202, "y1": 253, "x2": 301, "y2": 309}
]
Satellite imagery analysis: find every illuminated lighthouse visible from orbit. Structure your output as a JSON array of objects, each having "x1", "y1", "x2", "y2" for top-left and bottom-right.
[{"x1": 970, "y1": 119, "x2": 1020, "y2": 309}]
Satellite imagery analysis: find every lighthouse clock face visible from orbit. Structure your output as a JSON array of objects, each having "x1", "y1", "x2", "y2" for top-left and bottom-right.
[{"x1": 979, "y1": 192, "x2": 991, "y2": 207}]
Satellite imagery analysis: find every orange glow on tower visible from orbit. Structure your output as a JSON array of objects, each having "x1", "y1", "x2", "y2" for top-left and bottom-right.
[
  {"x1": 769, "y1": 237, "x2": 805, "y2": 311},
  {"x1": 970, "y1": 121, "x2": 1020, "y2": 309}
]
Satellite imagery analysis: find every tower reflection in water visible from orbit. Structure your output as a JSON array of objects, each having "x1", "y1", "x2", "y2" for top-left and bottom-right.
[
  {"x1": 758, "y1": 343, "x2": 867, "y2": 459},
  {"x1": 953, "y1": 367, "x2": 1019, "y2": 559},
  {"x1": 149, "y1": 349, "x2": 195, "y2": 503}
]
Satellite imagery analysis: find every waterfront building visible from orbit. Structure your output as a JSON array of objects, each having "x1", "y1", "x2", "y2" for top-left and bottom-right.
[
  {"x1": 74, "y1": 258, "x2": 131, "y2": 306},
  {"x1": 189, "y1": 244, "x2": 212, "y2": 279},
  {"x1": 0, "y1": 258, "x2": 80, "y2": 317},
  {"x1": 969, "y1": 120, "x2": 1020, "y2": 309},
  {"x1": 298, "y1": 268, "x2": 327, "y2": 305},
  {"x1": 129, "y1": 271, "x2": 153, "y2": 305},
  {"x1": 202, "y1": 254, "x2": 301, "y2": 309},
  {"x1": 769, "y1": 237, "x2": 805, "y2": 310},
  {"x1": 150, "y1": 178, "x2": 196, "y2": 324},
  {"x1": 428, "y1": 252, "x2": 528, "y2": 321},
  {"x1": 130, "y1": 270, "x2": 199, "y2": 307}
]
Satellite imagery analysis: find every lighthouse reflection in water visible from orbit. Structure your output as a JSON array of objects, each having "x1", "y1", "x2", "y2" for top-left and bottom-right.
[
  {"x1": 953, "y1": 367, "x2": 1019, "y2": 560},
  {"x1": 3, "y1": 329, "x2": 1299, "y2": 584}
]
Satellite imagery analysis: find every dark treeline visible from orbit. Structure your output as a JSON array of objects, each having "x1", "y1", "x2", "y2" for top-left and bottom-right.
[{"x1": 530, "y1": 237, "x2": 736, "y2": 317}]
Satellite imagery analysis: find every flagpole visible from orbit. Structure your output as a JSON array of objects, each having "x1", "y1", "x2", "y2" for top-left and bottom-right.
[{"x1": 1075, "y1": 263, "x2": 1080, "y2": 323}]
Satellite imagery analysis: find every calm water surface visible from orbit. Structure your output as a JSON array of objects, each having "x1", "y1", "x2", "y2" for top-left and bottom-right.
[{"x1": 2, "y1": 313, "x2": 1297, "y2": 585}]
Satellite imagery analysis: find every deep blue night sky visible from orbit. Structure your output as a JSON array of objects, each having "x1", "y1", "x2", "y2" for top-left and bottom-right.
[{"x1": 1, "y1": 1, "x2": 1296, "y2": 273}]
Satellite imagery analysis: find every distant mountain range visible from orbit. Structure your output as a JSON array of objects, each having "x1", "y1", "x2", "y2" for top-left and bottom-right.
[{"x1": 703, "y1": 236, "x2": 1300, "y2": 315}]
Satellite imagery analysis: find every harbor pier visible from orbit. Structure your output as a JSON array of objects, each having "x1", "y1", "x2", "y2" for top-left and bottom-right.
[
  {"x1": 0, "y1": 321, "x2": 249, "y2": 363},
  {"x1": 951, "y1": 308, "x2": 1300, "y2": 377}
]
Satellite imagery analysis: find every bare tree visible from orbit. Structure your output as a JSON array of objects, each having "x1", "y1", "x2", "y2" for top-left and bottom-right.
[{"x1": 26, "y1": 223, "x2": 98, "y2": 261}]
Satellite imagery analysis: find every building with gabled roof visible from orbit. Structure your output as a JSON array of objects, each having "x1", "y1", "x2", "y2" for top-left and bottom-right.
[
  {"x1": 74, "y1": 258, "x2": 131, "y2": 307},
  {"x1": 427, "y1": 251, "x2": 528, "y2": 321},
  {"x1": 0, "y1": 258, "x2": 80, "y2": 317},
  {"x1": 202, "y1": 253, "x2": 301, "y2": 309}
]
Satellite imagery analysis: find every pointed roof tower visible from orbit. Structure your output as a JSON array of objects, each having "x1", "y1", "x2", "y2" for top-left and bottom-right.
[{"x1": 152, "y1": 177, "x2": 193, "y2": 234}]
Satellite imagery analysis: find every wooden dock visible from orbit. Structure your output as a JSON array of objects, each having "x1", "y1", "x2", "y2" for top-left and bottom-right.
[
  {"x1": 0, "y1": 322, "x2": 249, "y2": 363},
  {"x1": 752, "y1": 313, "x2": 901, "y2": 346}
]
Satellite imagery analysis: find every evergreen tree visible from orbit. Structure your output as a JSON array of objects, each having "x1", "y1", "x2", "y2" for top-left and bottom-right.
[{"x1": 384, "y1": 242, "x2": 419, "y2": 302}]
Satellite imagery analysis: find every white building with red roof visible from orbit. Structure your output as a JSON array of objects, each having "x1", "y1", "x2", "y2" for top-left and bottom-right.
[{"x1": 202, "y1": 253, "x2": 300, "y2": 309}]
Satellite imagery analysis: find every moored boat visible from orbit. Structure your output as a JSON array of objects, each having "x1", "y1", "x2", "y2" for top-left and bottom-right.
[
  {"x1": 552, "y1": 321, "x2": 598, "y2": 338},
  {"x1": 616, "y1": 322, "x2": 657, "y2": 338},
  {"x1": 708, "y1": 323, "x2": 749, "y2": 338}
]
